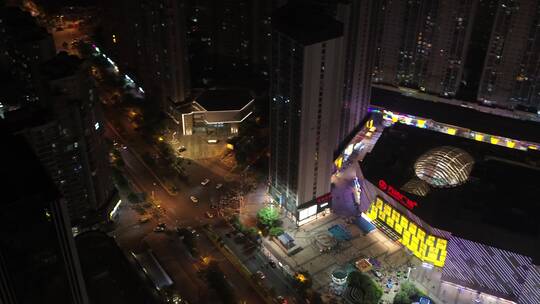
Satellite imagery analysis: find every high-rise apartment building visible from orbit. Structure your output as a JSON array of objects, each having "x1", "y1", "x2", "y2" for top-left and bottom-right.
[
  {"x1": 336, "y1": 0, "x2": 379, "y2": 143},
  {"x1": 0, "y1": 7, "x2": 55, "y2": 108},
  {"x1": 4, "y1": 53, "x2": 115, "y2": 226},
  {"x1": 99, "y1": 0, "x2": 190, "y2": 112},
  {"x1": 373, "y1": 0, "x2": 478, "y2": 97},
  {"x1": 478, "y1": 0, "x2": 540, "y2": 109},
  {"x1": 0, "y1": 133, "x2": 89, "y2": 304},
  {"x1": 269, "y1": 4, "x2": 343, "y2": 224},
  {"x1": 183, "y1": 0, "x2": 277, "y2": 82}
]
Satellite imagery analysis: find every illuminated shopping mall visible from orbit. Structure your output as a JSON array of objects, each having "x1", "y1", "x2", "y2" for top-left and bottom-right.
[{"x1": 338, "y1": 109, "x2": 540, "y2": 304}]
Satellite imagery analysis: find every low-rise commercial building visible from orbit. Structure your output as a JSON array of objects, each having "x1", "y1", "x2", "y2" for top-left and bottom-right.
[{"x1": 178, "y1": 89, "x2": 254, "y2": 137}]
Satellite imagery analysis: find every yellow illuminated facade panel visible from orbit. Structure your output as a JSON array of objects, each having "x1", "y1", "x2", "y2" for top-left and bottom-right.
[
  {"x1": 366, "y1": 197, "x2": 447, "y2": 267},
  {"x1": 409, "y1": 223, "x2": 417, "y2": 236},
  {"x1": 366, "y1": 119, "x2": 374, "y2": 129},
  {"x1": 335, "y1": 157, "x2": 343, "y2": 169}
]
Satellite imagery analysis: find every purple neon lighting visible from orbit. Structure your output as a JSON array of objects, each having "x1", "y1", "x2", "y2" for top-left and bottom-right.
[
  {"x1": 519, "y1": 265, "x2": 540, "y2": 304},
  {"x1": 442, "y1": 236, "x2": 540, "y2": 303}
]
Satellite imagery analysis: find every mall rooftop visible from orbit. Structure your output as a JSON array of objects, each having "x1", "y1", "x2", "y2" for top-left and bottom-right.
[
  {"x1": 371, "y1": 87, "x2": 540, "y2": 144},
  {"x1": 361, "y1": 124, "x2": 540, "y2": 262}
]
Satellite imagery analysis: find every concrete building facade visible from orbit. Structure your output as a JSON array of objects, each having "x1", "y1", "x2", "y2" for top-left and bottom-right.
[
  {"x1": 269, "y1": 4, "x2": 344, "y2": 224},
  {"x1": 0, "y1": 134, "x2": 89, "y2": 304},
  {"x1": 4, "y1": 53, "x2": 115, "y2": 227},
  {"x1": 337, "y1": 0, "x2": 379, "y2": 145}
]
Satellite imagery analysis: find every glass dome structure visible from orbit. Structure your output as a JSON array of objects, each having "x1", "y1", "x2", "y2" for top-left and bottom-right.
[{"x1": 414, "y1": 146, "x2": 474, "y2": 188}]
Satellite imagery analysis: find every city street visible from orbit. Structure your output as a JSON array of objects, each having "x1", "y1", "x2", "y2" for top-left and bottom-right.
[{"x1": 105, "y1": 119, "x2": 267, "y2": 303}]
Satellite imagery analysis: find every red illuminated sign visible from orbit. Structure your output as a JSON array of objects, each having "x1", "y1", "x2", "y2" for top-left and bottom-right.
[
  {"x1": 378, "y1": 180, "x2": 418, "y2": 210},
  {"x1": 316, "y1": 192, "x2": 332, "y2": 204}
]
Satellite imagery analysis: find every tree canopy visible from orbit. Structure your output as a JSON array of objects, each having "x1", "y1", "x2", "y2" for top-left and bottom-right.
[
  {"x1": 257, "y1": 206, "x2": 280, "y2": 228},
  {"x1": 346, "y1": 271, "x2": 383, "y2": 304},
  {"x1": 393, "y1": 281, "x2": 426, "y2": 304},
  {"x1": 204, "y1": 262, "x2": 237, "y2": 304}
]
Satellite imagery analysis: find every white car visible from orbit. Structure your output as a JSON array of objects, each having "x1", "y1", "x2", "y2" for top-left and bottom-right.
[
  {"x1": 190, "y1": 196, "x2": 199, "y2": 203},
  {"x1": 201, "y1": 178, "x2": 210, "y2": 186},
  {"x1": 215, "y1": 183, "x2": 223, "y2": 190},
  {"x1": 256, "y1": 270, "x2": 266, "y2": 280},
  {"x1": 153, "y1": 226, "x2": 165, "y2": 232}
]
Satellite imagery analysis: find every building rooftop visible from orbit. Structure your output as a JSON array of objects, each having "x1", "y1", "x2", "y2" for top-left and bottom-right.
[
  {"x1": 2, "y1": 106, "x2": 56, "y2": 132},
  {"x1": 371, "y1": 87, "x2": 540, "y2": 144},
  {"x1": 272, "y1": 3, "x2": 343, "y2": 45},
  {"x1": 361, "y1": 124, "x2": 540, "y2": 262},
  {"x1": 0, "y1": 7, "x2": 50, "y2": 43},
  {"x1": 75, "y1": 231, "x2": 160, "y2": 304},
  {"x1": 0, "y1": 129, "x2": 59, "y2": 206},
  {"x1": 194, "y1": 89, "x2": 253, "y2": 111},
  {"x1": 41, "y1": 52, "x2": 83, "y2": 80}
]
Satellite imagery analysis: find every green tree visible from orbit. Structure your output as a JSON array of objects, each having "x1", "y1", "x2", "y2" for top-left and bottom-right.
[
  {"x1": 205, "y1": 262, "x2": 237, "y2": 304},
  {"x1": 307, "y1": 291, "x2": 324, "y2": 304},
  {"x1": 172, "y1": 157, "x2": 186, "y2": 176},
  {"x1": 269, "y1": 227, "x2": 284, "y2": 237},
  {"x1": 77, "y1": 41, "x2": 95, "y2": 58},
  {"x1": 142, "y1": 153, "x2": 155, "y2": 166},
  {"x1": 347, "y1": 272, "x2": 383, "y2": 304},
  {"x1": 127, "y1": 192, "x2": 139, "y2": 204},
  {"x1": 257, "y1": 206, "x2": 280, "y2": 228},
  {"x1": 393, "y1": 281, "x2": 425, "y2": 304},
  {"x1": 111, "y1": 168, "x2": 128, "y2": 189},
  {"x1": 115, "y1": 157, "x2": 125, "y2": 167},
  {"x1": 178, "y1": 228, "x2": 198, "y2": 256}
]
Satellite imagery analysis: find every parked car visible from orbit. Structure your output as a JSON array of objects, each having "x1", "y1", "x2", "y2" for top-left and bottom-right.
[
  {"x1": 190, "y1": 196, "x2": 199, "y2": 203},
  {"x1": 139, "y1": 217, "x2": 150, "y2": 223},
  {"x1": 215, "y1": 183, "x2": 223, "y2": 190},
  {"x1": 186, "y1": 226, "x2": 199, "y2": 237},
  {"x1": 372, "y1": 270, "x2": 383, "y2": 279},
  {"x1": 153, "y1": 226, "x2": 165, "y2": 232},
  {"x1": 201, "y1": 178, "x2": 210, "y2": 186},
  {"x1": 255, "y1": 270, "x2": 266, "y2": 280}
]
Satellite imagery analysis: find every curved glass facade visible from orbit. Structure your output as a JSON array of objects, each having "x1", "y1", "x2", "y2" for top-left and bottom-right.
[{"x1": 414, "y1": 146, "x2": 474, "y2": 188}]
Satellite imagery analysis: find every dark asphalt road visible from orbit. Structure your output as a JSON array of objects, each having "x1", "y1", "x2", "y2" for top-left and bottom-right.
[{"x1": 106, "y1": 120, "x2": 266, "y2": 304}]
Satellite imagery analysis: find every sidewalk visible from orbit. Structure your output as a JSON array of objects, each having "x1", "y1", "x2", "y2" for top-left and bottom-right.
[
  {"x1": 106, "y1": 120, "x2": 178, "y2": 197},
  {"x1": 203, "y1": 226, "x2": 276, "y2": 304}
]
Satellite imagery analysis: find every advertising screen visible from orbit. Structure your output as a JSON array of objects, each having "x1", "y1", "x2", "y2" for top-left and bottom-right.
[{"x1": 298, "y1": 205, "x2": 317, "y2": 221}]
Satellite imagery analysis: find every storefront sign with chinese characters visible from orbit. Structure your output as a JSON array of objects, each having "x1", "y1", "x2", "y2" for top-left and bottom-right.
[{"x1": 378, "y1": 180, "x2": 418, "y2": 210}]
